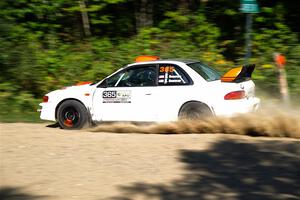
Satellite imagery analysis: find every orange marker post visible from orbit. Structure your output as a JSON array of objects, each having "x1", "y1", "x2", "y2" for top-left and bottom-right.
[{"x1": 274, "y1": 53, "x2": 289, "y2": 106}]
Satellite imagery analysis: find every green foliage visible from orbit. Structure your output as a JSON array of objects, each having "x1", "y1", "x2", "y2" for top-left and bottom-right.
[
  {"x1": 250, "y1": 5, "x2": 300, "y2": 98},
  {"x1": 0, "y1": 0, "x2": 299, "y2": 121}
]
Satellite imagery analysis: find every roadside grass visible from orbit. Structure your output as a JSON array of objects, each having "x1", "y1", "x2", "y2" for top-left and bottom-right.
[
  {"x1": 0, "y1": 98, "x2": 43, "y2": 123},
  {"x1": 0, "y1": 112, "x2": 42, "y2": 123}
]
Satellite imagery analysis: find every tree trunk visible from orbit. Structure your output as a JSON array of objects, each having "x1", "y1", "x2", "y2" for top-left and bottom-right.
[
  {"x1": 178, "y1": 0, "x2": 189, "y2": 14},
  {"x1": 135, "y1": 0, "x2": 153, "y2": 31},
  {"x1": 78, "y1": 0, "x2": 91, "y2": 37}
]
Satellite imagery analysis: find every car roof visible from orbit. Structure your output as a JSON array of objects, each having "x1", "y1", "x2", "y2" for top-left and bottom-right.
[
  {"x1": 158, "y1": 59, "x2": 199, "y2": 64},
  {"x1": 128, "y1": 59, "x2": 199, "y2": 67}
]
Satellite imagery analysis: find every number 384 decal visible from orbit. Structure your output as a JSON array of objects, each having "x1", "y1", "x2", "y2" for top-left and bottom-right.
[{"x1": 102, "y1": 91, "x2": 117, "y2": 98}]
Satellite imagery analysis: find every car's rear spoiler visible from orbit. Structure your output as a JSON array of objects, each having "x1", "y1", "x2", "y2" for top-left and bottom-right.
[{"x1": 221, "y1": 64, "x2": 255, "y2": 83}]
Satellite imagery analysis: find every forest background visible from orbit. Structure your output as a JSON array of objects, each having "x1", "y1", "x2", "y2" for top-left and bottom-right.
[{"x1": 0, "y1": 0, "x2": 299, "y2": 122}]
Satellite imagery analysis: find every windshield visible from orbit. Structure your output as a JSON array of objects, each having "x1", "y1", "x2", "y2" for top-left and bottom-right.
[{"x1": 187, "y1": 62, "x2": 221, "y2": 81}]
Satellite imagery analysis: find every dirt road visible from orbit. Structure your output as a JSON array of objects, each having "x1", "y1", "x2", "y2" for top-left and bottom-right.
[{"x1": 1, "y1": 123, "x2": 300, "y2": 200}]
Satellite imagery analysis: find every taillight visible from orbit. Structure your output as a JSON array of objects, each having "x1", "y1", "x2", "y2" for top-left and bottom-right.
[
  {"x1": 224, "y1": 91, "x2": 245, "y2": 100},
  {"x1": 43, "y1": 96, "x2": 49, "y2": 103}
]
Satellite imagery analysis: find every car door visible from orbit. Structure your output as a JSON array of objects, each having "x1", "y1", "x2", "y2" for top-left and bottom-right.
[
  {"x1": 92, "y1": 65, "x2": 158, "y2": 122},
  {"x1": 152, "y1": 63, "x2": 195, "y2": 121}
]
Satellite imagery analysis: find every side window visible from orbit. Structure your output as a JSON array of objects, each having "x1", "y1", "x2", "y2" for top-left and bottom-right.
[
  {"x1": 158, "y1": 64, "x2": 190, "y2": 85},
  {"x1": 107, "y1": 72, "x2": 123, "y2": 87},
  {"x1": 107, "y1": 66, "x2": 157, "y2": 87}
]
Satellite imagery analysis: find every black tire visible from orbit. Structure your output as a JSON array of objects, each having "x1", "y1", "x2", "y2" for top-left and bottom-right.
[
  {"x1": 57, "y1": 100, "x2": 90, "y2": 130},
  {"x1": 178, "y1": 102, "x2": 212, "y2": 120}
]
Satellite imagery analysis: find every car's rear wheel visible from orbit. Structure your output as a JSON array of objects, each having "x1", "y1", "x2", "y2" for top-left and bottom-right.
[
  {"x1": 57, "y1": 100, "x2": 89, "y2": 129},
  {"x1": 178, "y1": 102, "x2": 212, "y2": 120}
]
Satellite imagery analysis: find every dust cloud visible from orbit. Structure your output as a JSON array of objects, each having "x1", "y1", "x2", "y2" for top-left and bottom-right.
[{"x1": 91, "y1": 105, "x2": 300, "y2": 139}]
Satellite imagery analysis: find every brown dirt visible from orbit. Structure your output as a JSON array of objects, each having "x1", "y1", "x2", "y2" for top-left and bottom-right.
[
  {"x1": 91, "y1": 110, "x2": 300, "y2": 139},
  {"x1": 1, "y1": 123, "x2": 300, "y2": 200}
]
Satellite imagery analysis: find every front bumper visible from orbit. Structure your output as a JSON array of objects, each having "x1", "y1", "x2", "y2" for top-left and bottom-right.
[{"x1": 38, "y1": 102, "x2": 56, "y2": 121}]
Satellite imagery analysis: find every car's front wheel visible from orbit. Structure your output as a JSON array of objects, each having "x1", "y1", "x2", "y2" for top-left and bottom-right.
[{"x1": 57, "y1": 100, "x2": 90, "y2": 129}]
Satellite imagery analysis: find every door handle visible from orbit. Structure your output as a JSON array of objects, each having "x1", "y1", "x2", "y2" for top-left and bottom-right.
[{"x1": 145, "y1": 93, "x2": 152, "y2": 95}]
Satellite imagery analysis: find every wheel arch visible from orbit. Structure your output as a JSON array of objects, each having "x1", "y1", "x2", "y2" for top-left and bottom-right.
[
  {"x1": 178, "y1": 100, "x2": 215, "y2": 117},
  {"x1": 55, "y1": 98, "x2": 89, "y2": 120}
]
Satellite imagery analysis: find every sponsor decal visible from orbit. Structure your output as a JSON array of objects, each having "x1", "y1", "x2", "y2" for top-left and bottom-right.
[{"x1": 102, "y1": 90, "x2": 131, "y2": 103}]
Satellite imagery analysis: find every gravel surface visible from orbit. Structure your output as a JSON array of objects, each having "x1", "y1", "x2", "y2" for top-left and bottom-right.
[{"x1": 1, "y1": 123, "x2": 299, "y2": 200}]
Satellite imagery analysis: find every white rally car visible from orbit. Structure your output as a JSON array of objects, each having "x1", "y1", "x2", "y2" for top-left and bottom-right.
[{"x1": 38, "y1": 56, "x2": 260, "y2": 129}]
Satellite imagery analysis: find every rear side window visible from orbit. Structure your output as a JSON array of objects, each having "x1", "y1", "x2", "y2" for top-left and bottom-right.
[
  {"x1": 158, "y1": 64, "x2": 190, "y2": 86},
  {"x1": 188, "y1": 62, "x2": 221, "y2": 81}
]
